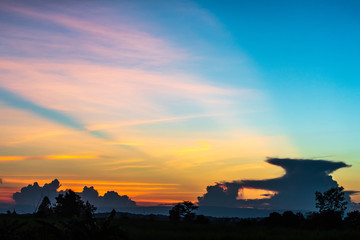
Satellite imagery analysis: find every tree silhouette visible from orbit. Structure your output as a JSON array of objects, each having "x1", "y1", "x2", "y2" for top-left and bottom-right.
[
  {"x1": 315, "y1": 186, "x2": 347, "y2": 216},
  {"x1": 266, "y1": 212, "x2": 282, "y2": 226},
  {"x1": 36, "y1": 196, "x2": 53, "y2": 217},
  {"x1": 84, "y1": 201, "x2": 97, "y2": 219},
  {"x1": 169, "y1": 201, "x2": 198, "y2": 222},
  {"x1": 54, "y1": 189, "x2": 96, "y2": 218}
]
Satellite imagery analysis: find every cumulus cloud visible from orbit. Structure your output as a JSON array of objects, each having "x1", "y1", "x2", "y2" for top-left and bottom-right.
[
  {"x1": 80, "y1": 187, "x2": 136, "y2": 209},
  {"x1": 197, "y1": 183, "x2": 239, "y2": 208},
  {"x1": 80, "y1": 186, "x2": 99, "y2": 205},
  {"x1": 101, "y1": 191, "x2": 136, "y2": 208},
  {"x1": 198, "y1": 158, "x2": 352, "y2": 211},
  {"x1": 12, "y1": 179, "x2": 136, "y2": 212},
  {"x1": 13, "y1": 179, "x2": 60, "y2": 209}
]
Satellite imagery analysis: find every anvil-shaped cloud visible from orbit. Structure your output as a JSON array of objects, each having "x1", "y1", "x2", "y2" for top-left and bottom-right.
[{"x1": 198, "y1": 158, "x2": 352, "y2": 211}]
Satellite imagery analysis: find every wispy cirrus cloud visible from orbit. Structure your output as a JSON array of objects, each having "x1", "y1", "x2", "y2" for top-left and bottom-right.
[
  {"x1": 0, "y1": 59, "x2": 257, "y2": 123},
  {"x1": 0, "y1": 2, "x2": 258, "y2": 134},
  {"x1": 0, "y1": 3, "x2": 187, "y2": 65},
  {"x1": 88, "y1": 113, "x2": 221, "y2": 131}
]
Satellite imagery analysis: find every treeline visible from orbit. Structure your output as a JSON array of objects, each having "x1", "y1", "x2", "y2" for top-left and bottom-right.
[
  {"x1": 255, "y1": 210, "x2": 360, "y2": 229},
  {"x1": 0, "y1": 189, "x2": 127, "y2": 240},
  {"x1": 166, "y1": 186, "x2": 360, "y2": 230},
  {"x1": 167, "y1": 201, "x2": 360, "y2": 230},
  {"x1": 1, "y1": 186, "x2": 360, "y2": 240}
]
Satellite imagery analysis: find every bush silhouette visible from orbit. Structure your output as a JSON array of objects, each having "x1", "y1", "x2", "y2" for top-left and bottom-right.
[
  {"x1": 195, "y1": 214, "x2": 210, "y2": 224},
  {"x1": 265, "y1": 212, "x2": 282, "y2": 226},
  {"x1": 307, "y1": 211, "x2": 343, "y2": 229},
  {"x1": 344, "y1": 210, "x2": 360, "y2": 229},
  {"x1": 264, "y1": 211, "x2": 304, "y2": 227},
  {"x1": 282, "y1": 211, "x2": 299, "y2": 227}
]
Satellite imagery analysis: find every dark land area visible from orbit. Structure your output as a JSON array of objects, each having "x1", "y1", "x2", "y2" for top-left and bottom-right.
[
  {"x1": 1, "y1": 186, "x2": 360, "y2": 239},
  {"x1": 1, "y1": 210, "x2": 360, "y2": 240}
]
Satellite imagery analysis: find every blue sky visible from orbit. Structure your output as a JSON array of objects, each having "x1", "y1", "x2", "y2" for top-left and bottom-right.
[
  {"x1": 199, "y1": 0, "x2": 360, "y2": 153},
  {"x1": 133, "y1": 0, "x2": 360, "y2": 159}
]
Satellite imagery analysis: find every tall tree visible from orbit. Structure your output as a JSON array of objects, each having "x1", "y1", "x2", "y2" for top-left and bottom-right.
[
  {"x1": 36, "y1": 196, "x2": 53, "y2": 217},
  {"x1": 315, "y1": 186, "x2": 347, "y2": 216},
  {"x1": 54, "y1": 189, "x2": 96, "y2": 218}
]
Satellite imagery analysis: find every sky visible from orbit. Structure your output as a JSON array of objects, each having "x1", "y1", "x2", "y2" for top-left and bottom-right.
[{"x1": 0, "y1": 0, "x2": 359, "y2": 207}]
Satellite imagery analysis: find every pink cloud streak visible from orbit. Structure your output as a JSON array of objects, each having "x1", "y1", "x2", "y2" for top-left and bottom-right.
[{"x1": 1, "y1": 4, "x2": 187, "y2": 64}]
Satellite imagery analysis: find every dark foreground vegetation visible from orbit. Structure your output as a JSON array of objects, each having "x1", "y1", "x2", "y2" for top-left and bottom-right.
[
  {"x1": 1, "y1": 187, "x2": 360, "y2": 240},
  {"x1": 2, "y1": 210, "x2": 360, "y2": 240}
]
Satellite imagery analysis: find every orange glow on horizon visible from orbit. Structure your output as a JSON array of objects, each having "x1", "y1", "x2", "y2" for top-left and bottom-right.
[
  {"x1": 4, "y1": 178, "x2": 179, "y2": 186},
  {"x1": 56, "y1": 185, "x2": 176, "y2": 194},
  {"x1": 350, "y1": 194, "x2": 360, "y2": 203},
  {"x1": 0, "y1": 196, "x2": 14, "y2": 204},
  {"x1": 134, "y1": 199, "x2": 183, "y2": 206},
  {"x1": 1, "y1": 178, "x2": 184, "y2": 205},
  {"x1": 2, "y1": 178, "x2": 181, "y2": 199},
  {"x1": 1, "y1": 178, "x2": 184, "y2": 206}
]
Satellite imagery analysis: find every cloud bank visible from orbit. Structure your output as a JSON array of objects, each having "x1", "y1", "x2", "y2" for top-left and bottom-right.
[
  {"x1": 12, "y1": 179, "x2": 136, "y2": 213},
  {"x1": 80, "y1": 186, "x2": 136, "y2": 209},
  {"x1": 13, "y1": 179, "x2": 61, "y2": 211},
  {"x1": 198, "y1": 158, "x2": 352, "y2": 211}
]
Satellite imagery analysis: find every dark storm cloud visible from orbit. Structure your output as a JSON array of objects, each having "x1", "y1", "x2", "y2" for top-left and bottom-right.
[
  {"x1": 11, "y1": 179, "x2": 136, "y2": 212},
  {"x1": 0, "y1": 178, "x2": 2, "y2": 184},
  {"x1": 198, "y1": 158, "x2": 352, "y2": 211},
  {"x1": 0, "y1": 87, "x2": 109, "y2": 139}
]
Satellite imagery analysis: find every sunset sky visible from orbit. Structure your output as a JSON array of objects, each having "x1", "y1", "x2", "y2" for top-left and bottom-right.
[{"x1": 1, "y1": 0, "x2": 359, "y2": 206}]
